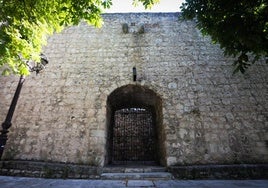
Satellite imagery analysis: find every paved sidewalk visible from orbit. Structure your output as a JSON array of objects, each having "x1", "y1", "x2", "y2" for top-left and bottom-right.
[{"x1": 0, "y1": 176, "x2": 267, "y2": 188}]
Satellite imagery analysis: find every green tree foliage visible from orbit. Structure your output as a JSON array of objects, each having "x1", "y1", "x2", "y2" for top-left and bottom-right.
[
  {"x1": 0, "y1": 0, "x2": 158, "y2": 75},
  {"x1": 133, "y1": 0, "x2": 160, "y2": 9},
  {"x1": 181, "y1": 0, "x2": 268, "y2": 73}
]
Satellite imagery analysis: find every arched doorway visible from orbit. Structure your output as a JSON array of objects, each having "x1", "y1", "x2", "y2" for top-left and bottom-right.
[{"x1": 106, "y1": 85, "x2": 165, "y2": 166}]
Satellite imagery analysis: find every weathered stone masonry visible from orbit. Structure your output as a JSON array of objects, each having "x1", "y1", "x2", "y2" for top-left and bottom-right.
[{"x1": 0, "y1": 13, "x2": 267, "y2": 167}]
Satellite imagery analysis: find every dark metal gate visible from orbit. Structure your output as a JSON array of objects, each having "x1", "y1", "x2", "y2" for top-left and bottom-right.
[{"x1": 111, "y1": 108, "x2": 156, "y2": 164}]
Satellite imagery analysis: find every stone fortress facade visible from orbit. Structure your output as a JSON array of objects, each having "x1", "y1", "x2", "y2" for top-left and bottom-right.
[{"x1": 0, "y1": 13, "x2": 267, "y2": 168}]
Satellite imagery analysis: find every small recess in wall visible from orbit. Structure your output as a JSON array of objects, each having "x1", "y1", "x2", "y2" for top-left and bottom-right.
[
  {"x1": 122, "y1": 23, "x2": 129, "y2": 34},
  {"x1": 133, "y1": 67, "x2": 137, "y2": 82}
]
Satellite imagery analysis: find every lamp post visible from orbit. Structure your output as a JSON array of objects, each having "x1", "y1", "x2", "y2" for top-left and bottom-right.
[{"x1": 0, "y1": 54, "x2": 48, "y2": 159}]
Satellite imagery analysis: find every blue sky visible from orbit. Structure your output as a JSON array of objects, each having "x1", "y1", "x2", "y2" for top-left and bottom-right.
[{"x1": 104, "y1": 0, "x2": 185, "y2": 13}]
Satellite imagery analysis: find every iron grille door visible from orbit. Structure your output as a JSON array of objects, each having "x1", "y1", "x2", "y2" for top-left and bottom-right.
[{"x1": 112, "y1": 108, "x2": 156, "y2": 164}]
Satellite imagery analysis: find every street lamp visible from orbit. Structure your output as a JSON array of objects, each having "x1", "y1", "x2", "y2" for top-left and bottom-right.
[{"x1": 0, "y1": 54, "x2": 48, "y2": 159}]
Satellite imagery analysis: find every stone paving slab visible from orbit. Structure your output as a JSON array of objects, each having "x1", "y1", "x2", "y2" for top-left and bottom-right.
[
  {"x1": 127, "y1": 180, "x2": 155, "y2": 187},
  {"x1": 154, "y1": 180, "x2": 268, "y2": 188},
  {"x1": 0, "y1": 176, "x2": 267, "y2": 188},
  {"x1": 101, "y1": 172, "x2": 172, "y2": 180}
]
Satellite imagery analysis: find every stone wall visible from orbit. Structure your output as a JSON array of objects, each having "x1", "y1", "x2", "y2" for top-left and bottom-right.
[
  {"x1": 1, "y1": 161, "x2": 267, "y2": 179},
  {"x1": 0, "y1": 13, "x2": 267, "y2": 167}
]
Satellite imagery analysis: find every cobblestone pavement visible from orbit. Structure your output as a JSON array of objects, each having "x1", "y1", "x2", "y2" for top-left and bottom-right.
[{"x1": 0, "y1": 176, "x2": 267, "y2": 188}]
